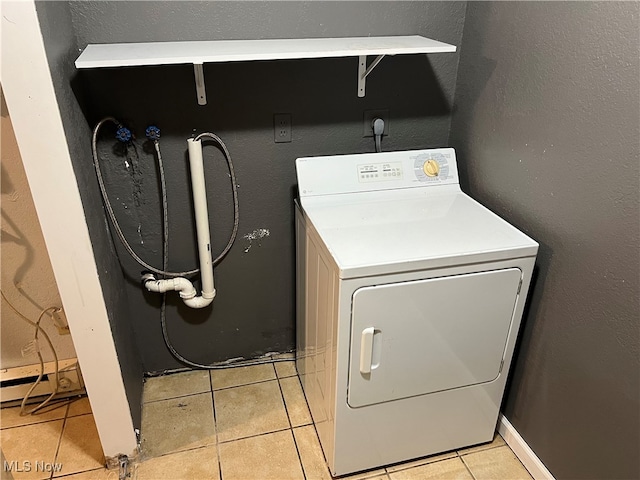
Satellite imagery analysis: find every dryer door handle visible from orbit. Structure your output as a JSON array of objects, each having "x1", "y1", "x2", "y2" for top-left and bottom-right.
[{"x1": 360, "y1": 327, "x2": 376, "y2": 374}]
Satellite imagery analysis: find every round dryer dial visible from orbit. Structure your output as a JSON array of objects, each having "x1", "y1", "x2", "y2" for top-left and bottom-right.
[
  {"x1": 423, "y1": 159, "x2": 440, "y2": 177},
  {"x1": 413, "y1": 153, "x2": 450, "y2": 182}
]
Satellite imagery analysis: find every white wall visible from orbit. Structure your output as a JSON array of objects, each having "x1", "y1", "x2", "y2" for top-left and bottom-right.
[{"x1": 1, "y1": 95, "x2": 77, "y2": 369}]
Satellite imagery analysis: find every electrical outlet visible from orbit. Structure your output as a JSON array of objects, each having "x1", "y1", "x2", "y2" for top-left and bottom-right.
[
  {"x1": 52, "y1": 308, "x2": 70, "y2": 335},
  {"x1": 274, "y1": 113, "x2": 292, "y2": 143},
  {"x1": 363, "y1": 109, "x2": 390, "y2": 137}
]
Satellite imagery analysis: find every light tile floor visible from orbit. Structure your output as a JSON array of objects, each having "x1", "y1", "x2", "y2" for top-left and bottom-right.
[
  {"x1": 1, "y1": 359, "x2": 533, "y2": 480},
  {"x1": 0, "y1": 397, "x2": 105, "y2": 480}
]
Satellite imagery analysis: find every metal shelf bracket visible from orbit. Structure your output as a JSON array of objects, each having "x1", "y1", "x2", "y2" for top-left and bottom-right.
[
  {"x1": 193, "y1": 63, "x2": 207, "y2": 105},
  {"x1": 357, "y1": 54, "x2": 386, "y2": 98}
]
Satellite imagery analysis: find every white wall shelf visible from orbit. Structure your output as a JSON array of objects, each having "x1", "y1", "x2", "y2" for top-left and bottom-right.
[{"x1": 75, "y1": 36, "x2": 456, "y2": 105}]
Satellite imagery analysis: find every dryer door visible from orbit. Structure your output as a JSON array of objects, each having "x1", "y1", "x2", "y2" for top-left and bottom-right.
[{"x1": 347, "y1": 268, "x2": 522, "y2": 408}]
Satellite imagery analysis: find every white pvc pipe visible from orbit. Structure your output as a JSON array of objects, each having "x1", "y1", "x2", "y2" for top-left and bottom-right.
[
  {"x1": 187, "y1": 138, "x2": 216, "y2": 301},
  {"x1": 143, "y1": 276, "x2": 196, "y2": 299},
  {"x1": 142, "y1": 138, "x2": 216, "y2": 309},
  {"x1": 143, "y1": 276, "x2": 215, "y2": 309}
]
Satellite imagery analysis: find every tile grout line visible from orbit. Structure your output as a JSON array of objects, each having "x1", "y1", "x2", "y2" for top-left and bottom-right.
[
  {"x1": 296, "y1": 374, "x2": 332, "y2": 478},
  {"x1": 296, "y1": 374, "x2": 315, "y2": 428},
  {"x1": 217, "y1": 425, "x2": 294, "y2": 445},
  {"x1": 209, "y1": 387, "x2": 224, "y2": 480},
  {"x1": 208, "y1": 369, "x2": 214, "y2": 392},
  {"x1": 457, "y1": 442, "x2": 505, "y2": 457},
  {"x1": 509, "y1": 447, "x2": 534, "y2": 479},
  {"x1": 275, "y1": 374, "x2": 307, "y2": 480},
  {"x1": 210, "y1": 360, "x2": 286, "y2": 391},
  {"x1": 384, "y1": 451, "x2": 458, "y2": 475},
  {"x1": 274, "y1": 359, "x2": 297, "y2": 380},
  {"x1": 278, "y1": 374, "x2": 313, "y2": 429},
  {"x1": 142, "y1": 388, "x2": 213, "y2": 405},
  {"x1": 136, "y1": 443, "x2": 217, "y2": 461},
  {"x1": 307, "y1": 407, "x2": 334, "y2": 479},
  {"x1": 277, "y1": 363, "x2": 313, "y2": 479},
  {"x1": 208, "y1": 372, "x2": 223, "y2": 480},
  {"x1": 0, "y1": 400, "x2": 70, "y2": 431},
  {"x1": 49, "y1": 402, "x2": 70, "y2": 480},
  {"x1": 460, "y1": 454, "x2": 478, "y2": 480},
  {"x1": 52, "y1": 466, "x2": 105, "y2": 480},
  {"x1": 211, "y1": 375, "x2": 279, "y2": 392},
  {"x1": 55, "y1": 413, "x2": 104, "y2": 479},
  {"x1": 212, "y1": 363, "x2": 283, "y2": 478},
  {"x1": 0, "y1": 417, "x2": 64, "y2": 432}
]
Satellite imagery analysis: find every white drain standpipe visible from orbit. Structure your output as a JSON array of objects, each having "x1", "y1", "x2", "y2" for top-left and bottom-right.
[{"x1": 143, "y1": 138, "x2": 216, "y2": 308}]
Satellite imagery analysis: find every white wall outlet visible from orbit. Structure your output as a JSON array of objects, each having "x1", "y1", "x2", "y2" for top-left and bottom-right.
[
  {"x1": 274, "y1": 113, "x2": 292, "y2": 143},
  {"x1": 363, "y1": 109, "x2": 390, "y2": 137}
]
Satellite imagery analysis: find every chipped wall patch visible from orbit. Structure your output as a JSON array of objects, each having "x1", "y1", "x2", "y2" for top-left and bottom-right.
[{"x1": 243, "y1": 228, "x2": 270, "y2": 253}]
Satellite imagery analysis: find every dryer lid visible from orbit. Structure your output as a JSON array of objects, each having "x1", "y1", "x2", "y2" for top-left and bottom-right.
[
  {"x1": 300, "y1": 189, "x2": 538, "y2": 278},
  {"x1": 296, "y1": 149, "x2": 538, "y2": 278}
]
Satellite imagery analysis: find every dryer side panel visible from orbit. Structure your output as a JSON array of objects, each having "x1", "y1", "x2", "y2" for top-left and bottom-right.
[
  {"x1": 348, "y1": 268, "x2": 522, "y2": 408},
  {"x1": 295, "y1": 203, "x2": 308, "y2": 382},
  {"x1": 296, "y1": 210, "x2": 340, "y2": 467}
]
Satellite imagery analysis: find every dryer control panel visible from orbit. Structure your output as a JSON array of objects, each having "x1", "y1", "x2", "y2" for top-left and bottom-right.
[
  {"x1": 297, "y1": 148, "x2": 459, "y2": 197},
  {"x1": 357, "y1": 162, "x2": 403, "y2": 183},
  {"x1": 413, "y1": 151, "x2": 453, "y2": 183}
]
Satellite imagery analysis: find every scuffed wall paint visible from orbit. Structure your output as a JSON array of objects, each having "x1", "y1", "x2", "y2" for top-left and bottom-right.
[{"x1": 243, "y1": 228, "x2": 270, "y2": 253}]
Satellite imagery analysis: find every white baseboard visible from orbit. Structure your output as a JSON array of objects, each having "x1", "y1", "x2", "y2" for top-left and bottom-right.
[
  {"x1": 498, "y1": 414, "x2": 555, "y2": 480},
  {"x1": 1, "y1": 358, "x2": 85, "y2": 404}
]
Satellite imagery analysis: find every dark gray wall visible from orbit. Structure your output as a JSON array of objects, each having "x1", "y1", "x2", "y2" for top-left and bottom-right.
[
  {"x1": 35, "y1": 1, "x2": 144, "y2": 428},
  {"x1": 68, "y1": 1, "x2": 466, "y2": 372},
  {"x1": 450, "y1": 2, "x2": 639, "y2": 479}
]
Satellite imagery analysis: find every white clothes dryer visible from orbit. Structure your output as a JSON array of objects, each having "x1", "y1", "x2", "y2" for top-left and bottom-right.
[{"x1": 295, "y1": 148, "x2": 538, "y2": 476}]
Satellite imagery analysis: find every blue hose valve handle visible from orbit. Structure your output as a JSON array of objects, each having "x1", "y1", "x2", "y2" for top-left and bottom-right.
[
  {"x1": 115, "y1": 126, "x2": 132, "y2": 143},
  {"x1": 146, "y1": 126, "x2": 161, "y2": 141}
]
